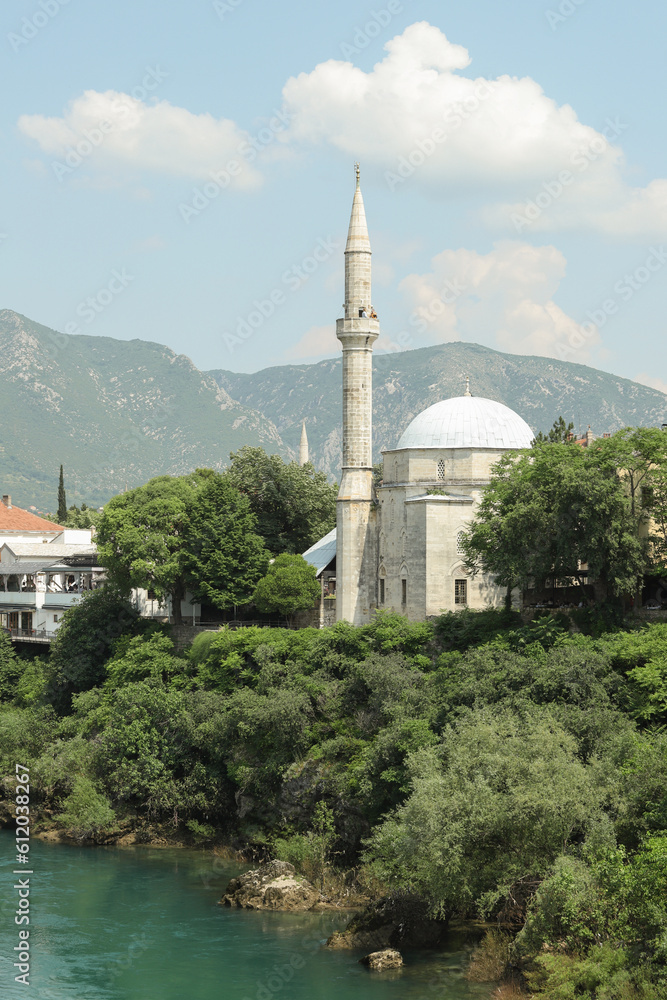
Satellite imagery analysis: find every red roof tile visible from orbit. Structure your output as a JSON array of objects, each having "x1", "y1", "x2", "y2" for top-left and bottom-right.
[{"x1": 0, "y1": 503, "x2": 63, "y2": 532}]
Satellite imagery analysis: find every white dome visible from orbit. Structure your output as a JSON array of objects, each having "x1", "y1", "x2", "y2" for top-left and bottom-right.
[{"x1": 396, "y1": 395, "x2": 533, "y2": 450}]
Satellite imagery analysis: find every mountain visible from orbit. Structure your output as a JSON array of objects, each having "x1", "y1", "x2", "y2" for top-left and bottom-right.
[
  {"x1": 0, "y1": 310, "x2": 283, "y2": 511},
  {"x1": 210, "y1": 341, "x2": 667, "y2": 480},
  {"x1": 2, "y1": 309, "x2": 666, "y2": 511}
]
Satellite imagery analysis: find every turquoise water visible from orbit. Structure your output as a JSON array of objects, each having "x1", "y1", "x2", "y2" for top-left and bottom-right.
[{"x1": 0, "y1": 832, "x2": 493, "y2": 1000}]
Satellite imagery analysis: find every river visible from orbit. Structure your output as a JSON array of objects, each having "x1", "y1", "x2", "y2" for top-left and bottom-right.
[{"x1": 0, "y1": 832, "x2": 494, "y2": 999}]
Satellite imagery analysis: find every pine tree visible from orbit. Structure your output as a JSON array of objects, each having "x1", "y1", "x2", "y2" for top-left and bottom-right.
[{"x1": 57, "y1": 465, "x2": 67, "y2": 523}]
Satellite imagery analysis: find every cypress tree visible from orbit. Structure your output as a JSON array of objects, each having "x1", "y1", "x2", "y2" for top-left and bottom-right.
[{"x1": 57, "y1": 465, "x2": 67, "y2": 523}]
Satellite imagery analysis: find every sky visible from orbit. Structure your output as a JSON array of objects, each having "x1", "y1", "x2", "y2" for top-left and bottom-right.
[{"x1": 1, "y1": 0, "x2": 666, "y2": 389}]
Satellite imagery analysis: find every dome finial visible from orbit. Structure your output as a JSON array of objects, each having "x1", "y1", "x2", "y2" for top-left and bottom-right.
[
  {"x1": 464, "y1": 375, "x2": 471, "y2": 397},
  {"x1": 354, "y1": 161, "x2": 360, "y2": 188}
]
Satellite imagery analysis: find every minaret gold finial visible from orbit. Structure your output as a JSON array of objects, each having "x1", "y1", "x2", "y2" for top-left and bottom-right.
[
  {"x1": 354, "y1": 162, "x2": 360, "y2": 188},
  {"x1": 464, "y1": 376, "x2": 471, "y2": 397}
]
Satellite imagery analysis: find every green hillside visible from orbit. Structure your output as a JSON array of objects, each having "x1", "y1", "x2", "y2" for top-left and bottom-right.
[
  {"x1": 2, "y1": 309, "x2": 665, "y2": 510},
  {"x1": 211, "y1": 341, "x2": 667, "y2": 480},
  {"x1": 0, "y1": 310, "x2": 283, "y2": 511}
]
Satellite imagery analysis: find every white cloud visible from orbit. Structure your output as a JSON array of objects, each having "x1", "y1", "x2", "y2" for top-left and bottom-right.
[
  {"x1": 399, "y1": 241, "x2": 601, "y2": 361},
  {"x1": 282, "y1": 22, "x2": 667, "y2": 237},
  {"x1": 18, "y1": 90, "x2": 262, "y2": 187},
  {"x1": 287, "y1": 324, "x2": 339, "y2": 361},
  {"x1": 634, "y1": 372, "x2": 667, "y2": 396}
]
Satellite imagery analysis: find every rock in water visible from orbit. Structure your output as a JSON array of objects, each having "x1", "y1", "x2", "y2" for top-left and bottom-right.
[
  {"x1": 221, "y1": 860, "x2": 320, "y2": 911},
  {"x1": 361, "y1": 949, "x2": 403, "y2": 971}
]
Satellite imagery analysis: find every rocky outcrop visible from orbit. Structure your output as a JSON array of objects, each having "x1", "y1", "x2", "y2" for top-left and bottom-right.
[
  {"x1": 361, "y1": 949, "x2": 403, "y2": 971},
  {"x1": 220, "y1": 860, "x2": 320, "y2": 911},
  {"x1": 327, "y1": 896, "x2": 447, "y2": 951}
]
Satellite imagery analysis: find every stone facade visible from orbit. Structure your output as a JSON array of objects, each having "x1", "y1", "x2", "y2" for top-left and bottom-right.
[
  {"x1": 332, "y1": 173, "x2": 532, "y2": 624},
  {"x1": 335, "y1": 169, "x2": 379, "y2": 625},
  {"x1": 378, "y1": 448, "x2": 514, "y2": 618}
]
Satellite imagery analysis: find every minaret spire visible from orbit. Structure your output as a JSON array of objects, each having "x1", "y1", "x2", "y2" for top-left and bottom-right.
[
  {"x1": 335, "y1": 166, "x2": 380, "y2": 625},
  {"x1": 299, "y1": 420, "x2": 309, "y2": 466}
]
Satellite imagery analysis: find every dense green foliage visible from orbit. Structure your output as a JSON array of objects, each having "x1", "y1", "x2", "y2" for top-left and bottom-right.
[
  {"x1": 223, "y1": 446, "x2": 337, "y2": 554},
  {"x1": 253, "y1": 553, "x2": 321, "y2": 621},
  {"x1": 47, "y1": 502, "x2": 102, "y2": 529},
  {"x1": 2, "y1": 603, "x2": 667, "y2": 997},
  {"x1": 463, "y1": 440, "x2": 648, "y2": 602},
  {"x1": 96, "y1": 470, "x2": 269, "y2": 622}
]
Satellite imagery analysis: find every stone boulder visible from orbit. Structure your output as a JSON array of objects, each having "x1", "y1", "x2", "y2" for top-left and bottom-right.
[
  {"x1": 220, "y1": 860, "x2": 320, "y2": 912},
  {"x1": 327, "y1": 895, "x2": 447, "y2": 950},
  {"x1": 361, "y1": 949, "x2": 403, "y2": 971}
]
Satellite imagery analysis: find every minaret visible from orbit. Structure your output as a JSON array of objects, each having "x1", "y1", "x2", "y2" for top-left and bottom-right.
[
  {"x1": 299, "y1": 420, "x2": 309, "y2": 466},
  {"x1": 335, "y1": 165, "x2": 379, "y2": 624}
]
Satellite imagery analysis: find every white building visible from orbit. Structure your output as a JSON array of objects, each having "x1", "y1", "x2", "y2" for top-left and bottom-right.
[
  {"x1": 0, "y1": 494, "x2": 202, "y2": 640},
  {"x1": 324, "y1": 173, "x2": 534, "y2": 624},
  {"x1": 0, "y1": 495, "x2": 103, "y2": 640}
]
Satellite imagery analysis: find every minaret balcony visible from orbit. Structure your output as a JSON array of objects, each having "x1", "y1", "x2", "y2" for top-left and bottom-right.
[{"x1": 336, "y1": 317, "x2": 380, "y2": 340}]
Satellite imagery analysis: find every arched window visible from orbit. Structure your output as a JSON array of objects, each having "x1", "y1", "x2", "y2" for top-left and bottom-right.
[
  {"x1": 456, "y1": 530, "x2": 466, "y2": 554},
  {"x1": 437, "y1": 459, "x2": 445, "y2": 480}
]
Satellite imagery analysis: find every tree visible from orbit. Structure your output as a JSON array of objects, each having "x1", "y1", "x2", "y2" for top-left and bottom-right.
[
  {"x1": 184, "y1": 476, "x2": 269, "y2": 610},
  {"x1": 224, "y1": 446, "x2": 337, "y2": 554},
  {"x1": 649, "y1": 463, "x2": 667, "y2": 571},
  {"x1": 0, "y1": 629, "x2": 20, "y2": 702},
  {"x1": 365, "y1": 706, "x2": 603, "y2": 921},
  {"x1": 253, "y1": 553, "x2": 321, "y2": 623},
  {"x1": 97, "y1": 473, "x2": 201, "y2": 624},
  {"x1": 97, "y1": 471, "x2": 268, "y2": 623},
  {"x1": 462, "y1": 441, "x2": 647, "y2": 605},
  {"x1": 590, "y1": 427, "x2": 667, "y2": 601},
  {"x1": 532, "y1": 415, "x2": 575, "y2": 445},
  {"x1": 57, "y1": 465, "x2": 67, "y2": 523},
  {"x1": 48, "y1": 589, "x2": 141, "y2": 711}
]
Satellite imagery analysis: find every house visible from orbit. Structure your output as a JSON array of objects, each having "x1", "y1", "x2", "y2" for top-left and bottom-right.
[{"x1": 0, "y1": 495, "x2": 104, "y2": 641}]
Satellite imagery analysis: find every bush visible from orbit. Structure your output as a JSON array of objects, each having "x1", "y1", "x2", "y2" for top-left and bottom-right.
[
  {"x1": 186, "y1": 819, "x2": 216, "y2": 843},
  {"x1": 57, "y1": 775, "x2": 116, "y2": 839},
  {"x1": 434, "y1": 606, "x2": 522, "y2": 651}
]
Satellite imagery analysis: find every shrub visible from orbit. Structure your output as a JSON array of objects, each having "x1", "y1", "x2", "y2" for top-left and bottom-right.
[{"x1": 57, "y1": 775, "x2": 116, "y2": 839}]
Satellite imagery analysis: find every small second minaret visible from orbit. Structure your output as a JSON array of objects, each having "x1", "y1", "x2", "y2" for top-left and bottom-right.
[
  {"x1": 299, "y1": 420, "x2": 309, "y2": 466},
  {"x1": 335, "y1": 165, "x2": 379, "y2": 624}
]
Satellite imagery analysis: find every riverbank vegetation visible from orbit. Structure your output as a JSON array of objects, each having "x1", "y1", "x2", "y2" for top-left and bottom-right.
[{"x1": 1, "y1": 604, "x2": 667, "y2": 998}]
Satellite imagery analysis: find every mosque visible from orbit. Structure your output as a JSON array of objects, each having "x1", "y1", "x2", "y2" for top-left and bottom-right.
[{"x1": 304, "y1": 167, "x2": 534, "y2": 625}]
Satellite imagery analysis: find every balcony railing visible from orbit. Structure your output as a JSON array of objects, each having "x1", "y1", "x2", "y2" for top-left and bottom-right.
[
  {"x1": 0, "y1": 592, "x2": 38, "y2": 606},
  {"x1": 5, "y1": 628, "x2": 53, "y2": 643}
]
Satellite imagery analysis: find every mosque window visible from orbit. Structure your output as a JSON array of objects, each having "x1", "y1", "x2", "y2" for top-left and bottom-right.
[
  {"x1": 401, "y1": 579, "x2": 407, "y2": 605},
  {"x1": 379, "y1": 579, "x2": 385, "y2": 604},
  {"x1": 456, "y1": 531, "x2": 466, "y2": 554},
  {"x1": 455, "y1": 579, "x2": 468, "y2": 605},
  {"x1": 437, "y1": 459, "x2": 445, "y2": 480}
]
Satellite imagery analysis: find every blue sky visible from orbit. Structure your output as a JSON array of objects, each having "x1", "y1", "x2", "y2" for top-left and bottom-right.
[{"x1": 1, "y1": 0, "x2": 666, "y2": 389}]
